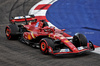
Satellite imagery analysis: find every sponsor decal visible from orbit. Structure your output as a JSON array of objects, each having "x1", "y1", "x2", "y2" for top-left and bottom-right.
[
  {"x1": 64, "y1": 40, "x2": 69, "y2": 43},
  {"x1": 77, "y1": 46, "x2": 84, "y2": 50},
  {"x1": 65, "y1": 49, "x2": 70, "y2": 52},
  {"x1": 31, "y1": 32, "x2": 36, "y2": 38},
  {"x1": 49, "y1": 34, "x2": 50, "y2": 37},
  {"x1": 60, "y1": 49, "x2": 70, "y2": 52},
  {"x1": 28, "y1": 34, "x2": 31, "y2": 40},
  {"x1": 60, "y1": 37, "x2": 65, "y2": 39}
]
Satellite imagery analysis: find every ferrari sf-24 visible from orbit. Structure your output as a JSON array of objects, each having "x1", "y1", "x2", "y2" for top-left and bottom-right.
[{"x1": 5, "y1": 15, "x2": 95, "y2": 56}]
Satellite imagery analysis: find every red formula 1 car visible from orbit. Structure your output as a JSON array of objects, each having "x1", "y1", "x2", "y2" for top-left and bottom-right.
[{"x1": 5, "y1": 15, "x2": 95, "y2": 56}]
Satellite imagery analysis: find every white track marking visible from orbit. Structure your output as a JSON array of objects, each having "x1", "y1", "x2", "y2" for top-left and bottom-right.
[
  {"x1": 92, "y1": 47, "x2": 100, "y2": 54},
  {"x1": 30, "y1": 10, "x2": 47, "y2": 16},
  {"x1": 47, "y1": 22, "x2": 58, "y2": 29},
  {"x1": 29, "y1": 0, "x2": 58, "y2": 15},
  {"x1": 39, "y1": 0, "x2": 57, "y2": 4},
  {"x1": 29, "y1": 0, "x2": 58, "y2": 28}
]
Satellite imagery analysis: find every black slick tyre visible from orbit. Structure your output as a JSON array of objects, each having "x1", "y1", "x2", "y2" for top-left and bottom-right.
[
  {"x1": 73, "y1": 33, "x2": 87, "y2": 47},
  {"x1": 5, "y1": 24, "x2": 19, "y2": 40}
]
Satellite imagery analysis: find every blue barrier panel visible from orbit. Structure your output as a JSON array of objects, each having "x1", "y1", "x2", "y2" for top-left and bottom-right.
[{"x1": 46, "y1": 0, "x2": 100, "y2": 46}]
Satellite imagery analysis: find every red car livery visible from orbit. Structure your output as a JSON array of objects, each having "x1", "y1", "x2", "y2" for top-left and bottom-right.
[{"x1": 5, "y1": 15, "x2": 95, "y2": 56}]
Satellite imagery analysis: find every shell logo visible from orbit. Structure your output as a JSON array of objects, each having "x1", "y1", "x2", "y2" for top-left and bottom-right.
[
  {"x1": 64, "y1": 40, "x2": 69, "y2": 43},
  {"x1": 28, "y1": 34, "x2": 32, "y2": 40}
]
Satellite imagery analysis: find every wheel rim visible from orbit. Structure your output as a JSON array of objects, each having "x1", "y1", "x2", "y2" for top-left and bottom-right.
[
  {"x1": 41, "y1": 42, "x2": 46, "y2": 51},
  {"x1": 6, "y1": 28, "x2": 10, "y2": 36},
  {"x1": 6, "y1": 28, "x2": 11, "y2": 39}
]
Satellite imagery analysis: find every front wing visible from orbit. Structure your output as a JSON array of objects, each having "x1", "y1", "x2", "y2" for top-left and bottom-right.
[{"x1": 48, "y1": 46, "x2": 94, "y2": 56}]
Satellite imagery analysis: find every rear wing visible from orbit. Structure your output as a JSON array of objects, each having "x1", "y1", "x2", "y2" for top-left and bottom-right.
[{"x1": 10, "y1": 15, "x2": 37, "y2": 24}]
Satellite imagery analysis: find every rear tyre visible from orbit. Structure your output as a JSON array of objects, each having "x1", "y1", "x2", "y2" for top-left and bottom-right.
[
  {"x1": 40, "y1": 38, "x2": 54, "y2": 55},
  {"x1": 73, "y1": 33, "x2": 87, "y2": 47},
  {"x1": 5, "y1": 24, "x2": 19, "y2": 40}
]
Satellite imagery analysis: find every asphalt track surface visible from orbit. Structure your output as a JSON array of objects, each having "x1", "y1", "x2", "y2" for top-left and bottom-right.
[{"x1": 0, "y1": 0, "x2": 100, "y2": 66}]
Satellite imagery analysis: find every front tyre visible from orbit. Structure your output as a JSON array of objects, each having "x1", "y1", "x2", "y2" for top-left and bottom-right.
[
  {"x1": 73, "y1": 33, "x2": 87, "y2": 47},
  {"x1": 40, "y1": 38, "x2": 54, "y2": 55}
]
